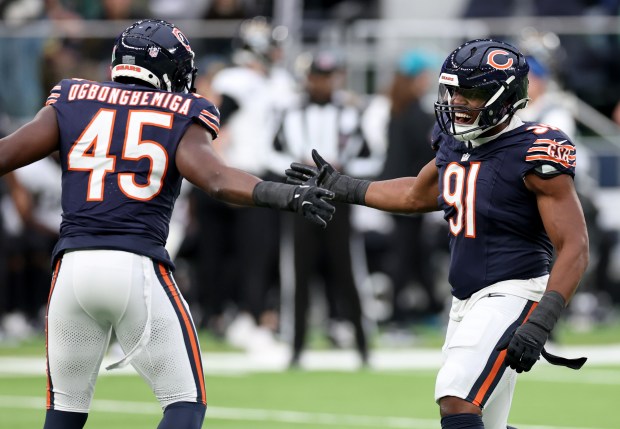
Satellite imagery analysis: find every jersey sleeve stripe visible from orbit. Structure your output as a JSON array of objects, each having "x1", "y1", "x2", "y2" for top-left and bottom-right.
[
  {"x1": 199, "y1": 114, "x2": 220, "y2": 131},
  {"x1": 526, "y1": 138, "x2": 577, "y2": 169},
  {"x1": 199, "y1": 111, "x2": 220, "y2": 126},
  {"x1": 525, "y1": 154, "x2": 572, "y2": 168},
  {"x1": 197, "y1": 115, "x2": 220, "y2": 135},
  {"x1": 532, "y1": 138, "x2": 573, "y2": 147},
  {"x1": 527, "y1": 147, "x2": 576, "y2": 159},
  {"x1": 200, "y1": 109, "x2": 219, "y2": 123},
  {"x1": 46, "y1": 83, "x2": 63, "y2": 106}
]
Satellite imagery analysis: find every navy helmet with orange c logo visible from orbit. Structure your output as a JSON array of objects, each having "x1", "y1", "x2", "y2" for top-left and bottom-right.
[
  {"x1": 434, "y1": 39, "x2": 530, "y2": 141},
  {"x1": 111, "y1": 19, "x2": 197, "y2": 93}
]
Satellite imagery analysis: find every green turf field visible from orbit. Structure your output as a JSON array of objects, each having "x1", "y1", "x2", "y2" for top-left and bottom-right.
[
  {"x1": 1, "y1": 366, "x2": 619, "y2": 429},
  {"x1": 1, "y1": 323, "x2": 619, "y2": 429}
]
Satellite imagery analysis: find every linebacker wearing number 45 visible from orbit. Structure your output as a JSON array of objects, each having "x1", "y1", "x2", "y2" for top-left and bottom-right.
[
  {"x1": 0, "y1": 19, "x2": 335, "y2": 429},
  {"x1": 287, "y1": 39, "x2": 588, "y2": 429}
]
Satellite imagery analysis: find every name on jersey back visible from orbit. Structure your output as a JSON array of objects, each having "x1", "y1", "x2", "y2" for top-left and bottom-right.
[{"x1": 67, "y1": 82, "x2": 192, "y2": 115}]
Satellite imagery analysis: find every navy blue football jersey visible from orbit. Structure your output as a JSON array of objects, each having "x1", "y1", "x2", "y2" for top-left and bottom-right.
[
  {"x1": 433, "y1": 121, "x2": 576, "y2": 299},
  {"x1": 46, "y1": 79, "x2": 220, "y2": 269}
]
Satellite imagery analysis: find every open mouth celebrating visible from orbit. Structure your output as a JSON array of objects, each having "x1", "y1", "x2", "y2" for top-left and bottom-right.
[{"x1": 454, "y1": 111, "x2": 475, "y2": 125}]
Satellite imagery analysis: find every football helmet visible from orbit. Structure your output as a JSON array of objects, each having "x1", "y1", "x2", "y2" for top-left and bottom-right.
[
  {"x1": 111, "y1": 19, "x2": 197, "y2": 93},
  {"x1": 434, "y1": 39, "x2": 529, "y2": 141},
  {"x1": 309, "y1": 49, "x2": 344, "y2": 74},
  {"x1": 232, "y1": 16, "x2": 288, "y2": 66}
]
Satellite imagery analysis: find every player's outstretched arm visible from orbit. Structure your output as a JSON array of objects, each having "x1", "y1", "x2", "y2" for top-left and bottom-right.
[
  {"x1": 177, "y1": 124, "x2": 335, "y2": 227},
  {"x1": 286, "y1": 149, "x2": 439, "y2": 213},
  {"x1": 498, "y1": 173, "x2": 589, "y2": 373},
  {"x1": 0, "y1": 106, "x2": 60, "y2": 176}
]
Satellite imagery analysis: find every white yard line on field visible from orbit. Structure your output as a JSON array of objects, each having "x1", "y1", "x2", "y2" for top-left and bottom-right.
[
  {"x1": 1, "y1": 344, "x2": 619, "y2": 377},
  {"x1": 0, "y1": 395, "x2": 609, "y2": 429}
]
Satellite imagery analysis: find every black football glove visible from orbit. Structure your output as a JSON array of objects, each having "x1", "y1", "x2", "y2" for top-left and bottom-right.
[
  {"x1": 253, "y1": 169, "x2": 335, "y2": 228},
  {"x1": 285, "y1": 149, "x2": 371, "y2": 205},
  {"x1": 290, "y1": 168, "x2": 336, "y2": 228},
  {"x1": 497, "y1": 322, "x2": 549, "y2": 373},
  {"x1": 496, "y1": 291, "x2": 565, "y2": 373}
]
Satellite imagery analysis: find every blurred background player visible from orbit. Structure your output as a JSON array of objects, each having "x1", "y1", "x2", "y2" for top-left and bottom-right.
[
  {"x1": 0, "y1": 155, "x2": 62, "y2": 339},
  {"x1": 270, "y1": 49, "x2": 375, "y2": 368},
  {"x1": 181, "y1": 16, "x2": 299, "y2": 349},
  {"x1": 376, "y1": 49, "x2": 446, "y2": 333}
]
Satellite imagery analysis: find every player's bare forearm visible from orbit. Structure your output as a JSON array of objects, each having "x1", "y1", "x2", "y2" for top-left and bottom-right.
[
  {"x1": 527, "y1": 173, "x2": 589, "y2": 302},
  {"x1": 0, "y1": 106, "x2": 59, "y2": 176},
  {"x1": 544, "y1": 199, "x2": 588, "y2": 302},
  {"x1": 206, "y1": 166, "x2": 261, "y2": 206},
  {"x1": 365, "y1": 178, "x2": 434, "y2": 212},
  {"x1": 365, "y1": 160, "x2": 440, "y2": 213},
  {"x1": 546, "y1": 241, "x2": 588, "y2": 302}
]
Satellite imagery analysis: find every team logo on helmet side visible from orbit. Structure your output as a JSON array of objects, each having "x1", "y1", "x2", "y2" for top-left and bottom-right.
[
  {"x1": 486, "y1": 50, "x2": 514, "y2": 70},
  {"x1": 172, "y1": 28, "x2": 192, "y2": 52},
  {"x1": 148, "y1": 46, "x2": 160, "y2": 58}
]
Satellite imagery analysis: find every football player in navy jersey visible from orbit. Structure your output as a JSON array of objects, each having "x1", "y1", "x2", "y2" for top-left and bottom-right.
[
  {"x1": 0, "y1": 19, "x2": 335, "y2": 429},
  {"x1": 287, "y1": 39, "x2": 589, "y2": 429}
]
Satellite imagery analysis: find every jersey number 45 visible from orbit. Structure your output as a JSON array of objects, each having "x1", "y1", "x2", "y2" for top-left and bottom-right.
[{"x1": 69, "y1": 109, "x2": 172, "y2": 202}]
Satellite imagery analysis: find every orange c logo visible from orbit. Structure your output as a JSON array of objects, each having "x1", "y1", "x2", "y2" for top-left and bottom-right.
[
  {"x1": 487, "y1": 50, "x2": 514, "y2": 70},
  {"x1": 172, "y1": 28, "x2": 192, "y2": 52}
]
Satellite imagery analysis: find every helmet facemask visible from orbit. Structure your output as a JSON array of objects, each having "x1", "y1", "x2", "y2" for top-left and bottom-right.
[
  {"x1": 435, "y1": 76, "x2": 528, "y2": 141},
  {"x1": 167, "y1": 51, "x2": 197, "y2": 93}
]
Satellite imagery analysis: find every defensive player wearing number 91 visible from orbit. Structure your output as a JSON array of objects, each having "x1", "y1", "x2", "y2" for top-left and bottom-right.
[
  {"x1": 287, "y1": 39, "x2": 589, "y2": 429},
  {"x1": 0, "y1": 19, "x2": 335, "y2": 429}
]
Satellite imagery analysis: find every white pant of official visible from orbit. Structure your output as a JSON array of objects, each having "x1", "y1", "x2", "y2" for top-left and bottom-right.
[
  {"x1": 45, "y1": 250, "x2": 205, "y2": 413},
  {"x1": 435, "y1": 276, "x2": 548, "y2": 429}
]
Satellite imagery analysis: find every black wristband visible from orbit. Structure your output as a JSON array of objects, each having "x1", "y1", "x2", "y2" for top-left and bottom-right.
[
  {"x1": 252, "y1": 181, "x2": 296, "y2": 211},
  {"x1": 352, "y1": 178, "x2": 371, "y2": 205},
  {"x1": 528, "y1": 291, "x2": 566, "y2": 333},
  {"x1": 338, "y1": 176, "x2": 371, "y2": 205}
]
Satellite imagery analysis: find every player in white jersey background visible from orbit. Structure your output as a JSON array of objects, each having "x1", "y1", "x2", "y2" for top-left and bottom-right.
[{"x1": 182, "y1": 17, "x2": 301, "y2": 349}]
